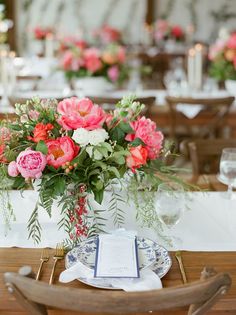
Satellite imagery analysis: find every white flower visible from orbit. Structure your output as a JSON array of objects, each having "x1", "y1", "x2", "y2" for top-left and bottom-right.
[
  {"x1": 89, "y1": 129, "x2": 109, "y2": 146},
  {"x1": 73, "y1": 128, "x2": 109, "y2": 147},
  {"x1": 72, "y1": 128, "x2": 90, "y2": 147}
]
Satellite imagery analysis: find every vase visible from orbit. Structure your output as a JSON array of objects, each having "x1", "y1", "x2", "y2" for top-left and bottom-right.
[
  {"x1": 225, "y1": 80, "x2": 236, "y2": 97},
  {"x1": 72, "y1": 76, "x2": 114, "y2": 95}
]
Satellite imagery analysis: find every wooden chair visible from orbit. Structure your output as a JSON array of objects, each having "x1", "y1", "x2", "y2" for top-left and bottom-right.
[
  {"x1": 165, "y1": 96, "x2": 235, "y2": 141},
  {"x1": 88, "y1": 96, "x2": 156, "y2": 116},
  {"x1": 187, "y1": 138, "x2": 236, "y2": 175},
  {"x1": 4, "y1": 266, "x2": 231, "y2": 315}
]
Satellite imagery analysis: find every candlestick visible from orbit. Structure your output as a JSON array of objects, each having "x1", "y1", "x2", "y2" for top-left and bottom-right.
[
  {"x1": 0, "y1": 50, "x2": 11, "y2": 110},
  {"x1": 8, "y1": 51, "x2": 16, "y2": 94},
  {"x1": 187, "y1": 48, "x2": 195, "y2": 90},
  {"x1": 194, "y1": 43, "x2": 203, "y2": 91},
  {"x1": 45, "y1": 33, "x2": 54, "y2": 58}
]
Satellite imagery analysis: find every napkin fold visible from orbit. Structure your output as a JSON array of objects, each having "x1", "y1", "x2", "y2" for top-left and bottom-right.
[
  {"x1": 59, "y1": 260, "x2": 162, "y2": 291},
  {"x1": 176, "y1": 103, "x2": 203, "y2": 119}
]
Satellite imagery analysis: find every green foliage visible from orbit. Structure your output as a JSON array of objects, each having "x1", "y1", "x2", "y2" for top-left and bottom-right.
[
  {"x1": 209, "y1": 57, "x2": 236, "y2": 81},
  {"x1": 108, "y1": 185, "x2": 126, "y2": 227},
  {"x1": 36, "y1": 140, "x2": 48, "y2": 154},
  {"x1": 27, "y1": 202, "x2": 41, "y2": 244}
]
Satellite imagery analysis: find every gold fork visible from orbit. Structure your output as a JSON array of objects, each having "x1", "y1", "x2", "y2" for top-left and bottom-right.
[
  {"x1": 175, "y1": 250, "x2": 187, "y2": 284},
  {"x1": 36, "y1": 248, "x2": 49, "y2": 280},
  {"x1": 49, "y1": 243, "x2": 64, "y2": 285}
]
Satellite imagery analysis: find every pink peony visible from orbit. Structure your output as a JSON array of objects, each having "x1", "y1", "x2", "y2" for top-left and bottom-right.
[
  {"x1": 57, "y1": 97, "x2": 106, "y2": 130},
  {"x1": 108, "y1": 65, "x2": 119, "y2": 82},
  {"x1": 84, "y1": 48, "x2": 102, "y2": 73},
  {"x1": 8, "y1": 161, "x2": 19, "y2": 177},
  {"x1": 227, "y1": 33, "x2": 236, "y2": 49},
  {"x1": 12, "y1": 149, "x2": 47, "y2": 179},
  {"x1": 61, "y1": 51, "x2": 83, "y2": 71},
  {"x1": 46, "y1": 136, "x2": 79, "y2": 169},
  {"x1": 125, "y1": 116, "x2": 164, "y2": 159}
]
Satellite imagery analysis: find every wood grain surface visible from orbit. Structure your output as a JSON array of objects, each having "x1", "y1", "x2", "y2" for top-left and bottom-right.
[{"x1": 0, "y1": 175, "x2": 235, "y2": 315}]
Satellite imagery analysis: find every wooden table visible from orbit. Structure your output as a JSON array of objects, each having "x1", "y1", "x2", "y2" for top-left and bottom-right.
[{"x1": 0, "y1": 175, "x2": 235, "y2": 315}]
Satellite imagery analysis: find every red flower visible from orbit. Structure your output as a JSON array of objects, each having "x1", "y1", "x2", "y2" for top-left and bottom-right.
[
  {"x1": 28, "y1": 123, "x2": 54, "y2": 143},
  {"x1": 126, "y1": 145, "x2": 148, "y2": 172},
  {"x1": 46, "y1": 136, "x2": 79, "y2": 169},
  {"x1": 171, "y1": 25, "x2": 184, "y2": 39},
  {"x1": 0, "y1": 144, "x2": 7, "y2": 163}
]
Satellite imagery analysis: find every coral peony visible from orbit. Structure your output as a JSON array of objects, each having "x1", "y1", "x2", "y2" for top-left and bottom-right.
[
  {"x1": 126, "y1": 145, "x2": 148, "y2": 171},
  {"x1": 126, "y1": 116, "x2": 164, "y2": 159},
  {"x1": 57, "y1": 97, "x2": 106, "y2": 130},
  {"x1": 28, "y1": 123, "x2": 54, "y2": 143},
  {"x1": 13, "y1": 149, "x2": 47, "y2": 179},
  {"x1": 46, "y1": 136, "x2": 79, "y2": 169},
  {"x1": 84, "y1": 48, "x2": 102, "y2": 73}
]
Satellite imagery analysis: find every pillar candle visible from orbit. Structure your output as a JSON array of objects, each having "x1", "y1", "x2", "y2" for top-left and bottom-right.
[
  {"x1": 187, "y1": 48, "x2": 195, "y2": 89},
  {"x1": 45, "y1": 33, "x2": 54, "y2": 58},
  {"x1": 194, "y1": 43, "x2": 203, "y2": 91}
]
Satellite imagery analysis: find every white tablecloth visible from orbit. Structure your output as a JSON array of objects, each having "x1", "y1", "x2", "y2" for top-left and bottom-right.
[{"x1": 0, "y1": 191, "x2": 236, "y2": 250}]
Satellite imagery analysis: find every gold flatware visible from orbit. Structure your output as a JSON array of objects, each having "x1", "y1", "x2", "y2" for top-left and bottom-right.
[
  {"x1": 175, "y1": 250, "x2": 187, "y2": 284},
  {"x1": 36, "y1": 248, "x2": 49, "y2": 280},
  {"x1": 49, "y1": 243, "x2": 64, "y2": 285}
]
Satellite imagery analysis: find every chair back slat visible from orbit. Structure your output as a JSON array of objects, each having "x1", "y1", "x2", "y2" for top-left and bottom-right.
[
  {"x1": 165, "y1": 96, "x2": 235, "y2": 140},
  {"x1": 187, "y1": 139, "x2": 236, "y2": 175},
  {"x1": 4, "y1": 268, "x2": 231, "y2": 314}
]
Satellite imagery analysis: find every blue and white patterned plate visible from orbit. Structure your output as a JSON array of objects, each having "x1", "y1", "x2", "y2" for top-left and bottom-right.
[
  {"x1": 66, "y1": 236, "x2": 156, "y2": 271},
  {"x1": 65, "y1": 236, "x2": 172, "y2": 290}
]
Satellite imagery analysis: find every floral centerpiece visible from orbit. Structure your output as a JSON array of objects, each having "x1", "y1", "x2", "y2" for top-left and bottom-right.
[
  {"x1": 0, "y1": 95, "x2": 185, "y2": 246},
  {"x1": 33, "y1": 26, "x2": 54, "y2": 41},
  {"x1": 209, "y1": 32, "x2": 236, "y2": 82},
  {"x1": 60, "y1": 42, "x2": 128, "y2": 85},
  {"x1": 93, "y1": 24, "x2": 122, "y2": 45},
  {"x1": 154, "y1": 19, "x2": 185, "y2": 44}
]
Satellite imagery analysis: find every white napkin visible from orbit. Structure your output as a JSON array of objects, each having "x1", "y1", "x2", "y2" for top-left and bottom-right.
[
  {"x1": 59, "y1": 260, "x2": 162, "y2": 291},
  {"x1": 176, "y1": 103, "x2": 203, "y2": 119}
]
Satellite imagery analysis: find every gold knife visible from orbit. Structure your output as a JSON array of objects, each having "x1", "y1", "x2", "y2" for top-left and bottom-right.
[{"x1": 175, "y1": 251, "x2": 187, "y2": 284}]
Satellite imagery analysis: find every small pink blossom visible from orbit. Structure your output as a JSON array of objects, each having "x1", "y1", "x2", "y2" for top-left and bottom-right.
[
  {"x1": 12, "y1": 149, "x2": 47, "y2": 179},
  {"x1": 125, "y1": 116, "x2": 164, "y2": 159},
  {"x1": 8, "y1": 161, "x2": 19, "y2": 177},
  {"x1": 0, "y1": 127, "x2": 11, "y2": 142},
  {"x1": 57, "y1": 97, "x2": 106, "y2": 130},
  {"x1": 29, "y1": 110, "x2": 40, "y2": 120},
  {"x1": 108, "y1": 65, "x2": 119, "y2": 82}
]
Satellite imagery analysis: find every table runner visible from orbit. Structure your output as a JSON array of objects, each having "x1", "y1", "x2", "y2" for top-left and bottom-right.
[{"x1": 0, "y1": 191, "x2": 236, "y2": 250}]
